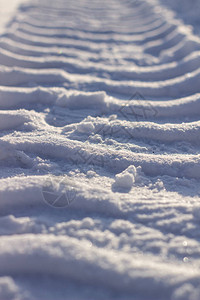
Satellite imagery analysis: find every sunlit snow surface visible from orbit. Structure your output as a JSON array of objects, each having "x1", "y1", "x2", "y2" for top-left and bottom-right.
[
  {"x1": 1, "y1": 0, "x2": 200, "y2": 299},
  {"x1": 0, "y1": 0, "x2": 27, "y2": 34}
]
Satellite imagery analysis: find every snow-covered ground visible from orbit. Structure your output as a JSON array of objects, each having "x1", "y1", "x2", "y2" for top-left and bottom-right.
[
  {"x1": 160, "y1": 0, "x2": 200, "y2": 36},
  {"x1": 0, "y1": 0, "x2": 27, "y2": 34},
  {"x1": 1, "y1": 0, "x2": 200, "y2": 299}
]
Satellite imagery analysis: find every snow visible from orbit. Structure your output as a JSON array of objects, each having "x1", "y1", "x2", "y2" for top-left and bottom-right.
[
  {"x1": 0, "y1": 0, "x2": 26, "y2": 34},
  {"x1": 113, "y1": 165, "x2": 137, "y2": 190},
  {"x1": 1, "y1": 0, "x2": 200, "y2": 299}
]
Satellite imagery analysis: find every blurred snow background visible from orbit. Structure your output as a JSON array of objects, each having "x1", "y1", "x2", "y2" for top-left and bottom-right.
[
  {"x1": 161, "y1": 0, "x2": 200, "y2": 35},
  {"x1": 0, "y1": 0, "x2": 26, "y2": 34},
  {"x1": 1, "y1": 0, "x2": 200, "y2": 35}
]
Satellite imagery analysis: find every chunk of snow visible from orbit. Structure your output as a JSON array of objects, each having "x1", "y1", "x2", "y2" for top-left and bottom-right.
[{"x1": 114, "y1": 165, "x2": 137, "y2": 190}]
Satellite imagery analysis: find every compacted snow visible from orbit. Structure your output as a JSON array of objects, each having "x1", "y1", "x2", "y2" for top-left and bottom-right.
[{"x1": 1, "y1": 0, "x2": 200, "y2": 299}]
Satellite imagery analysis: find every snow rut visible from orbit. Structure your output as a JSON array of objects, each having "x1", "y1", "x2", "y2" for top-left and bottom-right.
[{"x1": 0, "y1": 0, "x2": 200, "y2": 299}]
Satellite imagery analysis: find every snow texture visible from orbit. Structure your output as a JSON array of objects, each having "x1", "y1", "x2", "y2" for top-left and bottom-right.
[{"x1": 0, "y1": 0, "x2": 200, "y2": 299}]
